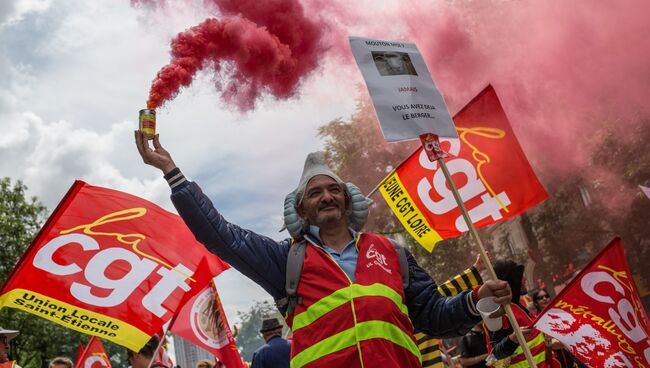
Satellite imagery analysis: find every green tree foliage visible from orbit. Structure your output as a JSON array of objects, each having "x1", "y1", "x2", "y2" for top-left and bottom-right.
[
  {"x1": 0, "y1": 178, "x2": 126, "y2": 368},
  {"x1": 234, "y1": 300, "x2": 284, "y2": 362}
]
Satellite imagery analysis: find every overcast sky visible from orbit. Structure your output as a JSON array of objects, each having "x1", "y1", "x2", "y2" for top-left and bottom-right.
[{"x1": 0, "y1": 0, "x2": 373, "y2": 326}]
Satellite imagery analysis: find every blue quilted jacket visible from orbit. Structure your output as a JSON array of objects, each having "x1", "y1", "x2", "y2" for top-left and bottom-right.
[{"x1": 169, "y1": 177, "x2": 480, "y2": 338}]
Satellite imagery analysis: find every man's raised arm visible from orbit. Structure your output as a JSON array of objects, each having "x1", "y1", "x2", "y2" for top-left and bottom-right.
[{"x1": 134, "y1": 131, "x2": 289, "y2": 301}]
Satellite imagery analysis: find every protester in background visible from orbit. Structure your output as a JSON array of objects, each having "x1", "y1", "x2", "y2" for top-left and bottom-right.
[
  {"x1": 251, "y1": 318, "x2": 290, "y2": 368},
  {"x1": 458, "y1": 324, "x2": 488, "y2": 368},
  {"x1": 488, "y1": 260, "x2": 560, "y2": 367},
  {"x1": 135, "y1": 134, "x2": 513, "y2": 367},
  {"x1": 48, "y1": 357, "x2": 73, "y2": 368},
  {"x1": 531, "y1": 288, "x2": 552, "y2": 314},
  {"x1": 127, "y1": 336, "x2": 168, "y2": 368},
  {"x1": 0, "y1": 327, "x2": 21, "y2": 368},
  {"x1": 195, "y1": 359, "x2": 214, "y2": 368}
]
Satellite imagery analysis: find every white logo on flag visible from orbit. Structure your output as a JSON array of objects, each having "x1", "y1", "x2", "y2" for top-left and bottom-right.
[
  {"x1": 84, "y1": 356, "x2": 109, "y2": 368},
  {"x1": 189, "y1": 288, "x2": 230, "y2": 349}
]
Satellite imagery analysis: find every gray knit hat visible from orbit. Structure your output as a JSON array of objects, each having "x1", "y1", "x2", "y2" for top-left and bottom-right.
[
  {"x1": 283, "y1": 152, "x2": 371, "y2": 239},
  {"x1": 294, "y1": 152, "x2": 344, "y2": 204}
]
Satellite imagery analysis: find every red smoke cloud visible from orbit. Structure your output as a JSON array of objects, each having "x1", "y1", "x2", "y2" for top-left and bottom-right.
[
  {"x1": 145, "y1": 0, "x2": 324, "y2": 110},
  {"x1": 398, "y1": 0, "x2": 650, "y2": 179}
]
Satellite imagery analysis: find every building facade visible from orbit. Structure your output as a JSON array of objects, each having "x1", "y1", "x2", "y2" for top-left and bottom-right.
[{"x1": 172, "y1": 334, "x2": 213, "y2": 368}]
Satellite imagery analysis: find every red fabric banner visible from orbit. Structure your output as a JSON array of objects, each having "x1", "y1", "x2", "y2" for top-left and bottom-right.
[
  {"x1": 379, "y1": 85, "x2": 547, "y2": 251},
  {"x1": 76, "y1": 343, "x2": 85, "y2": 365},
  {"x1": 0, "y1": 181, "x2": 228, "y2": 351},
  {"x1": 171, "y1": 279, "x2": 245, "y2": 368},
  {"x1": 75, "y1": 336, "x2": 112, "y2": 368},
  {"x1": 532, "y1": 237, "x2": 650, "y2": 367}
]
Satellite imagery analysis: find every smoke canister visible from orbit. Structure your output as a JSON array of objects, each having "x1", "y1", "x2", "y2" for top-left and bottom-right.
[{"x1": 139, "y1": 109, "x2": 156, "y2": 139}]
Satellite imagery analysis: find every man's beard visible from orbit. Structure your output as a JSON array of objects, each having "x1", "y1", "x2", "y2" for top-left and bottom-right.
[{"x1": 315, "y1": 208, "x2": 343, "y2": 226}]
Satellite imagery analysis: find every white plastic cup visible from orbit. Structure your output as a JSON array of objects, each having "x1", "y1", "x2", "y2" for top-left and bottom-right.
[{"x1": 477, "y1": 296, "x2": 503, "y2": 331}]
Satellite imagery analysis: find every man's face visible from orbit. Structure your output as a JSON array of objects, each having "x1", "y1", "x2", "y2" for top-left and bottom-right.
[
  {"x1": 0, "y1": 337, "x2": 8, "y2": 362},
  {"x1": 299, "y1": 175, "x2": 348, "y2": 228},
  {"x1": 51, "y1": 364, "x2": 69, "y2": 368}
]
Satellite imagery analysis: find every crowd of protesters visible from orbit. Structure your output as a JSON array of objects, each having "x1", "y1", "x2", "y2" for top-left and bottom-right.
[{"x1": 1, "y1": 254, "x2": 588, "y2": 368}]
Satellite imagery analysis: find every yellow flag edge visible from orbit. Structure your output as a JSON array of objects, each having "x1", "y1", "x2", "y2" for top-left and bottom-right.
[
  {"x1": 379, "y1": 172, "x2": 443, "y2": 252},
  {"x1": 0, "y1": 288, "x2": 151, "y2": 351}
]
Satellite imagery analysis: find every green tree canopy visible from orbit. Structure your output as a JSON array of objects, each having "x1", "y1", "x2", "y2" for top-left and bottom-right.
[{"x1": 234, "y1": 300, "x2": 284, "y2": 362}]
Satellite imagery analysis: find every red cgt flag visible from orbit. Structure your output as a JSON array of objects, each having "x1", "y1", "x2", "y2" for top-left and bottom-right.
[
  {"x1": 532, "y1": 237, "x2": 650, "y2": 367},
  {"x1": 75, "y1": 336, "x2": 112, "y2": 368},
  {"x1": 171, "y1": 279, "x2": 245, "y2": 368},
  {"x1": 379, "y1": 85, "x2": 547, "y2": 251},
  {"x1": 0, "y1": 181, "x2": 228, "y2": 351}
]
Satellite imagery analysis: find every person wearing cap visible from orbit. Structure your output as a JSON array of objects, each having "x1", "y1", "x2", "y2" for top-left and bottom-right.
[
  {"x1": 251, "y1": 318, "x2": 290, "y2": 368},
  {"x1": 0, "y1": 327, "x2": 20, "y2": 368},
  {"x1": 134, "y1": 132, "x2": 512, "y2": 367}
]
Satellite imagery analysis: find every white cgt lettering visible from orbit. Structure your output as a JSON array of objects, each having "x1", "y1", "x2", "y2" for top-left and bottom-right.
[
  {"x1": 70, "y1": 247, "x2": 157, "y2": 307},
  {"x1": 455, "y1": 192, "x2": 511, "y2": 232},
  {"x1": 417, "y1": 156, "x2": 512, "y2": 232},
  {"x1": 417, "y1": 158, "x2": 485, "y2": 215},
  {"x1": 142, "y1": 264, "x2": 192, "y2": 317},
  {"x1": 33, "y1": 233, "x2": 193, "y2": 316},
  {"x1": 582, "y1": 271, "x2": 650, "y2": 348},
  {"x1": 34, "y1": 233, "x2": 98, "y2": 275},
  {"x1": 609, "y1": 298, "x2": 646, "y2": 343},
  {"x1": 581, "y1": 271, "x2": 624, "y2": 304}
]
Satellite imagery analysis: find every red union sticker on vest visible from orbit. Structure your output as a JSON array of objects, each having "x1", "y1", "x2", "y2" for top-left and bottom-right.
[
  {"x1": 0, "y1": 181, "x2": 227, "y2": 351},
  {"x1": 349, "y1": 36, "x2": 458, "y2": 142}
]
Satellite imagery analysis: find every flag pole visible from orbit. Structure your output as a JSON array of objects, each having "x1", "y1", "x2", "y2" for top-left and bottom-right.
[
  {"x1": 146, "y1": 314, "x2": 177, "y2": 368},
  {"x1": 146, "y1": 334, "x2": 166, "y2": 368},
  {"x1": 437, "y1": 156, "x2": 538, "y2": 367}
]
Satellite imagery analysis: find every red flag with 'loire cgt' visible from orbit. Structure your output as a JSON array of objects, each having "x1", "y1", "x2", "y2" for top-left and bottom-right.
[
  {"x1": 0, "y1": 181, "x2": 228, "y2": 351},
  {"x1": 532, "y1": 237, "x2": 650, "y2": 367},
  {"x1": 379, "y1": 85, "x2": 547, "y2": 251}
]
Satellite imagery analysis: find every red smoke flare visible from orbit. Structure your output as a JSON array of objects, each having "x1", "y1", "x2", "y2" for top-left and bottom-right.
[{"x1": 146, "y1": 0, "x2": 324, "y2": 111}]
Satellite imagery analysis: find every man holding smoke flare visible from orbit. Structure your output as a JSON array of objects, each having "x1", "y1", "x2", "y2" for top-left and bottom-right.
[{"x1": 134, "y1": 131, "x2": 512, "y2": 367}]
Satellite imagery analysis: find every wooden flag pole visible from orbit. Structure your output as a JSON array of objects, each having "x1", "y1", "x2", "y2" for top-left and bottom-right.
[
  {"x1": 437, "y1": 157, "x2": 538, "y2": 367},
  {"x1": 146, "y1": 334, "x2": 166, "y2": 368}
]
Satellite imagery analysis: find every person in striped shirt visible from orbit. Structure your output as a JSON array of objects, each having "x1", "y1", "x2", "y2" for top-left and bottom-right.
[{"x1": 416, "y1": 255, "x2": 485, "y2": 368}]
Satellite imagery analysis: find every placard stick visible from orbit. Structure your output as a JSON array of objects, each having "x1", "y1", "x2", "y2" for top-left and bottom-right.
[{"x1": 437, "y1": 157, "x2": 537, "y2": 367}]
